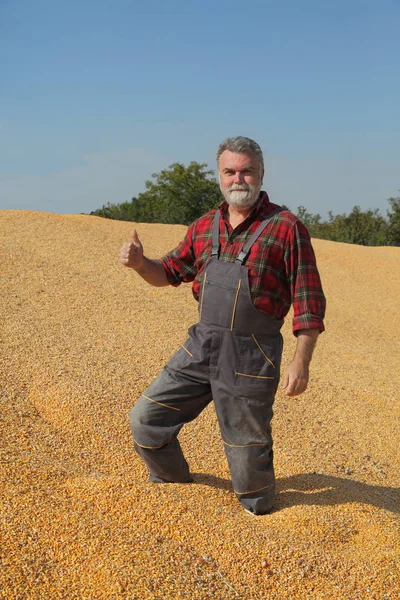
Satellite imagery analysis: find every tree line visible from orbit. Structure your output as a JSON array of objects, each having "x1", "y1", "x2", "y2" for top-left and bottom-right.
[{"x1": 90, "y1": 161, "x2": 400, "y2": 246}]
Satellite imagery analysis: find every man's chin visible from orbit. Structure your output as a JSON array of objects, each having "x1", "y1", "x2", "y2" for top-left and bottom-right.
[{"x1": 226, "y1": 194, "x2": 258, "y2": 210}]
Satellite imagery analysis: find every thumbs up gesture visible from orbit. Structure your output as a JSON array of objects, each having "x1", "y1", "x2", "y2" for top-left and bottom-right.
[{"x1": 120, "y1": 229, "x2": 144, "y2": 269}]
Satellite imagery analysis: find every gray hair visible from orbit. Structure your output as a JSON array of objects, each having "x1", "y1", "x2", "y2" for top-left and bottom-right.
[{"x1": 216, "y1": 136, "x2": 264, "y2": 171}]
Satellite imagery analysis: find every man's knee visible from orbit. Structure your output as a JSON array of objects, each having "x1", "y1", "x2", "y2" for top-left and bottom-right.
[
  {"x1": 129, "y1": 397, "x2": 175, "y2": 450},
  {"x1": 128, "y1": 397, "x2": 148, "y2": 441}
]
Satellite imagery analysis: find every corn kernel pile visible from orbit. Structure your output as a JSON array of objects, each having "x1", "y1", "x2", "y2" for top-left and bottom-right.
[{"x1": 1, "y1": 210, "x2": 399, "y2": 600}]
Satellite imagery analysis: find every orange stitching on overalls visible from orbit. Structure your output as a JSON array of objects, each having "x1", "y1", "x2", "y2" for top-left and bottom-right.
[
  {"x1": 142, "y1": 394, "x2": 180, "y2": 412},
  {"x1": 235, "y1": 372, "x2": 274, "y2": 380},
  {"x1": 181, "y1": 345, "x2": 193, "y2": 357},
  {"x1": 230, "y1": 279, "x2": 242, "y2": 331},
  {"x1": 234, "y1": 484, "x2": 271, "y2": 495},
  {"x1": 133, "y1": 438, "x2": 166, "y2": 450},
  {"x1": 199, "y1": 271, "x2": 207, "y2": 319},
  {"x1": 223, "y1": 440, "x2": 266, "y2": 448},
  {"x1": 252, "y1": 334, "x2": 276, "y2": 368}
]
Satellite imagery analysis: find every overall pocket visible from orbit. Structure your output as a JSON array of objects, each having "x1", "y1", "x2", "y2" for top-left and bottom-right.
[
  {"x1": 235, "y1": 333, "x2": 282, "y2": 392},
  {"x1": 165, "y1": 325, "x2": 203, "y2": 373},
  {"x1": 199, "y1": 275, "x2": 242, "y2": 330}
]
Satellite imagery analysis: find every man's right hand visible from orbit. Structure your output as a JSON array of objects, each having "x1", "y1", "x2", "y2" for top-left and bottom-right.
[{"x1": 120, "y1": 229, "x2": 144, "y2": 269}]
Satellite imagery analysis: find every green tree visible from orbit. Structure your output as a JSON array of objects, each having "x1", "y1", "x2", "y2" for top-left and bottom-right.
[
  {"x1": 295, "y1": 204, "x2": 392, "y2": 246},
  {"x1": 326, "y1": 211, "x2": 345, "y2": 242},
  {"x1": 91, "y1": 162, "x2": 221, "y2": 225},
  {"x1": 91, "y1": 198, "x2": 139, "y2": 221},
  {"x1": 387, "y1": 196, "x2": 400, "y2": 246},
  {"x1": 136, "y1": 162, "x2": 221, "y2": 225},
  {"x1": 296, "y1": 205, "x2": 323, "y2": 238},
  {"x1": 340, "y1": 206, "x2": 388, "y2": 246}
]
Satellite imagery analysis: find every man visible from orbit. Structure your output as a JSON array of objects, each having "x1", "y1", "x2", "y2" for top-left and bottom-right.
[{"x1": 120, "y1": 136, "x2": 326, "y2": 515}]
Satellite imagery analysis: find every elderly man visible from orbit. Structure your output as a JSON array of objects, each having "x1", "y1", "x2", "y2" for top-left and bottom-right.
[{"x1": 120, "y1": 136, "x2": 326, "y2": 515}]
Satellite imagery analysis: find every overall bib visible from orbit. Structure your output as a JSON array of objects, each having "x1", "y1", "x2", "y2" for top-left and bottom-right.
[{"x1": 130, "y1": 207, "x2": 284, "y2": 514}]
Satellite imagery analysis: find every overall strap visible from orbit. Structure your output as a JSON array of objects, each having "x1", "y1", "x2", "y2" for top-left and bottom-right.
[
  {"x1": 235, "y1": 206, "x2": 283, "y2": 265},
  {"x1": 211, "y1": 209, "x2": 221, "y2": 258}
]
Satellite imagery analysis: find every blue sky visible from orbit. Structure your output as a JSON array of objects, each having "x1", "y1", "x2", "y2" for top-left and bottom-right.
[{"x1": 1, "y1": 0, "x2": 399, "y2": 218}]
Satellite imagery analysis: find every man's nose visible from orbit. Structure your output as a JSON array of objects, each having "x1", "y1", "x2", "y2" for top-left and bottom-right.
[{"x1": 233, "y1": 171, "x2": 244, "y2": 184}]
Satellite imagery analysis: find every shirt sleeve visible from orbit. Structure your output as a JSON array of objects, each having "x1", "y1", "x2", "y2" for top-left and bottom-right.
[
  {"x1": 160, "y1": 221, "x2": 198, "y2": 287},
  {"x1": 284, "y1": 221, "x2": 326, "y2": 335}
]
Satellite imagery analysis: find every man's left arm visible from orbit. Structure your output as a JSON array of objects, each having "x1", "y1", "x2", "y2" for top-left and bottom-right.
[
  {"x1": 282, "y1": 329, "x2": 319, "y2": 396},
  {"x1": 282, "y1": 220, "x2": 326, "y2": 396}
]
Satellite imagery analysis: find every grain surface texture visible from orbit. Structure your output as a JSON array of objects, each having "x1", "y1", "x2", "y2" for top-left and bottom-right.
[{"x1": 1, "y1": 210, "x2": 399, "y2": 600}]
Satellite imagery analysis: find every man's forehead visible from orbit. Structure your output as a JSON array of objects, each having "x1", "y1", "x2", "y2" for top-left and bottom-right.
[{"x1": 219, "y1": 150, "x2": 258, "y2": 170}]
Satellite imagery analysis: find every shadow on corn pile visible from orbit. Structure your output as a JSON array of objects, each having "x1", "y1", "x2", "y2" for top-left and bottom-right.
[{"x1": 192, "y1": 472, "x2": 399, "y2": 514}]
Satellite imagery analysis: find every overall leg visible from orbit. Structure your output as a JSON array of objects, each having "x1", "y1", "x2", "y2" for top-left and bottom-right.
[
  {"x1": 211, "y1": 331, "x2": 282, "y2": 514},
  {"x1": 212, "y1": 383, "x2": 276, "y2": 514},
  {"x1": 130, "y1": 330, "x2": 212, "y2": 483}
]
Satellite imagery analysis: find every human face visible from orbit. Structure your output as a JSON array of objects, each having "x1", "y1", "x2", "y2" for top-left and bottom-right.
[{"x1": 218, "y1": 150, "x2": 264, "y2": 210}]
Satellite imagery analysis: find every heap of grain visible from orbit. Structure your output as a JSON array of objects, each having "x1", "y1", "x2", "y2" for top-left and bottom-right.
[{"x1": 1, "y1": 210, "x2": 399, "y2": 600}]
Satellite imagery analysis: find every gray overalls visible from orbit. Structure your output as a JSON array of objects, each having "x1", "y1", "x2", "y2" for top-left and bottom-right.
[{"x1": 130, "y1": 207, "x2": 284, "y2": 514}]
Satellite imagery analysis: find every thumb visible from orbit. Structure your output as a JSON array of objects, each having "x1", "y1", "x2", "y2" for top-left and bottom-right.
[{"x1": 131, "y1": 229, "x2": 141, "y2": 246}]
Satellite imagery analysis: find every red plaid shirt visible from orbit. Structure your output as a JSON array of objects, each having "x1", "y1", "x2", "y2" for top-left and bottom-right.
[{"x1": 161, "y1": 192, "x2": 326, "y2": 334}]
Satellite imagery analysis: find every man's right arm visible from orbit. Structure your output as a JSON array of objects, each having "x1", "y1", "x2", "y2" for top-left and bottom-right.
[
  {"x1": 120, "y1": 229, "x2": 169, "y2": 287},
  {"x1": 133, "y1": 257, "x2": 169, "y2": 287}
]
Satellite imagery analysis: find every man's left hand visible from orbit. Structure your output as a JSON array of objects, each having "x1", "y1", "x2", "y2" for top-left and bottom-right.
[{"x1": 281, "y1": 360, "x2": 309, "y2": 397}]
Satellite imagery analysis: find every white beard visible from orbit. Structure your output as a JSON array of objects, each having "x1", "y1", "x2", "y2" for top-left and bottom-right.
[{"x1": 221, "y1": 183, "x2": 262, "y2": 210}]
